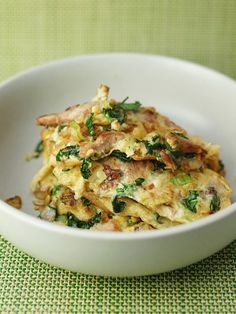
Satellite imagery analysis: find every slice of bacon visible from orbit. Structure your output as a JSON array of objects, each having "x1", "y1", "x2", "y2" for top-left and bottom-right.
[
  {"x1": 79, "y1": 131, "x2": 125, "y2": 158},
  {"x1": 36, "y1": 102, "x2": 94, "y2": 126}
]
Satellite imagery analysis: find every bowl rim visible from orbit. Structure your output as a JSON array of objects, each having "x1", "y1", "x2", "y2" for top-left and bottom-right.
[{"x1": 0, "y1": 52, "x2": 235, "y2": 241}]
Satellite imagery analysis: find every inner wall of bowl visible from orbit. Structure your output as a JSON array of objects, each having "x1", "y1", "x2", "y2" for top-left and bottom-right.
[{"x1": 0, "y1": 54, "x2": 235, "y2": 216}]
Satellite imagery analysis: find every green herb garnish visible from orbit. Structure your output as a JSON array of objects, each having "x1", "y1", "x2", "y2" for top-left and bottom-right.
[
  {"x1": 103, "y1": 97, "x2": 142, "y2": 124},
  {"x1": 119, "y1": 101, "x2": 142, "y2": 111},
  {"x1": 56, "y1": 214, "x2": 68, "y2": 224},
  {"x1": 135, "y1": 178, "x2": 145, "y2": 186},
  {"x1": 51, "y1": 185, "x2": 61, "y2": 196},
  {"x1": 56, "y1": 145, "x2": 80, "y2": 161},
  {"x1": 103, "y1": 106, "x2": 126, "y2": 124},
  {"x1": 111, "y1": 150, "x2": 133, "y2": 162},
  {"x1": 112, "y1": 196, "x2": 126, "y2": 213},
  {"x1": 171, "y1": 173, "x2": 191, "y2": 186},
  {"x1": 58, "y1": 125, "x2": 66, "y2": 132},
  {"x1": 67, "y1": 212, "x2": 101, "y2": 229},
  {"x1": 219, "y1": 160, "x2": 225, "y2": 171},
  {"x1": 181, "y1": 190, "x2": 199, "y2": 213},
  {"x1": 80, "y1": 158, "x2": 91, "y2": 179},
  {"x1": 34, "y1": 140, "x2": 44, "y2": 158},
  {"x1": 152, "y1": 160, "x2": 166, "y2": 171},
  {"x1": 142, "y1": 135, "x2": 168, "y2": 155},
  {"x1": 81, "y1": 196, "x2": 91, "y2": 207},
  {"x1": 210, "y1": 193, "x2": 221, "y2": 212},
  {"x1": 85, "y1": 113, "x2": 95, "y2": 137},
  {"x1": 116, "y1": 178, "x2": 144, "y2": 196}
]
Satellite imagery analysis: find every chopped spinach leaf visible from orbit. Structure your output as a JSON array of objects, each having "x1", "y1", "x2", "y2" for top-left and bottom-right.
[
  {"x1": 103, "y1": 97, "x2": 141, "y2": 124},
  {"x1": 111, "y1": 150, "x2": 133, "y2": 162},
  {"x1": 67, "y1": 214, "x2": 78, "y2": 228},
  {"x1": 181, "y1": 190, "x2": 199, "y2": 213},
  {"x1": 135, "y1": 178, "x2": 145, "y2": 186},
  {"x1": 119, "y1": 100, "x2": 142, "y2": 111},
  {"x1": 152, "y1": 160, "x2": 166, "y2": 171},
  {"x1": 62, "y1": 168, "x2": 71, "y2": 172},
  {"x1": 219, "y1": 160, "x2": 225, "y2": 171},
  {"x1": 81, "y1": 196, "x2": 91, "y2": 207},
  {"x1": 51, "y1": 185, "x2": 61, "y2": 196},
  {"x1": 56, "y1": 145, "x2": 80, "y2": 161},
  {"x1": 58, "y1": 124, "x2": 66, "y2": 132},
  {"x1": 171, "y1": 173, "x2": 191, "y2": 186},
  {"x1": 85, "y1": 113, "x2": 95, "y2": 137},
  {"x1": 142, "y1": 135, "x2": 168, "y2": 155},
  {"x1": 103, "y1": 106, "x2": 126, "y2": 124},
  {"x1": 80, "y1": 158, "x2": 91, "y2": 179},
  {"x1": 67, "y1": 212, "x2": 101, "y2": 229},
  {"x1": 48, "y1": 204, "x2": 57, "y2": 211},
  {"x1": 210, "y1": 193, "x2": 221, "y2": 212},
  {"x1": 34, "y1": 140, "x2": 44, "y2": 158},
  {"x1": 112, "y1": 196, "x2": 126, "y2": 213},
  {"x1": 116, "y1": 178, "x2": 144, "y2": 197}
]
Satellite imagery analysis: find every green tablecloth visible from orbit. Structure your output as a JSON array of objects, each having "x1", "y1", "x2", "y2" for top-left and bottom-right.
[{"x1": 0, "y1": 1, "x2": 235, "y2": 312}]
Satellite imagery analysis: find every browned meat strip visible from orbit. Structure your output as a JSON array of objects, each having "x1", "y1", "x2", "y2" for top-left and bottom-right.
[{"x1": 36, "y1": 102, "x2": 94, "y2": 126}]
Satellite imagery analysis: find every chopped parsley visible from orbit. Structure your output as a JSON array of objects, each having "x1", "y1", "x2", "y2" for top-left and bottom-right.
[
  {"x1": 56, "y1": 145, "x2": 80, "y2": 161},
  {"x1": 171, "y1": 173, "x2": 191, "y2": 186},
  {"x1": 111, "y1": 150, "x2": 133, "y2": 162},
  {"x1": 81, "y1": 196, "x2": 91, "y2": 207},
  {"x1": 112, "y1": 196, "x2": 126, "y2": 213},
  {"x1": 181, "y1": 190, "x2": 199, "y2": 213},
  {"x1": 85, "y1": 113, "x2": 95, "y2": 137},
  {"x1": 210, "y1": 193, "x2": 221, "y2": 212},
  {"x1": 80, "y1": 158, "x2": 92, "y2": 179},
  {"x1": 67, "y1": 212, "x2": 101, "y2": 229}
]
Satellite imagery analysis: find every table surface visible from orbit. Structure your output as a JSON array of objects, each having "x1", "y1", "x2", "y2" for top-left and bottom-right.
[{"x1": 0, "y1": 1, "x2": 236, "y2": 313}]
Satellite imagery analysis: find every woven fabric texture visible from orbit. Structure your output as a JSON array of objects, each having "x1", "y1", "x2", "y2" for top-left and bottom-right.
[
  {"x1": 0, "y1": 1, "x2": 236, "y2": 313},
  {"x1": 0, "y1": 237, "x2": 235, "y2": 313}
]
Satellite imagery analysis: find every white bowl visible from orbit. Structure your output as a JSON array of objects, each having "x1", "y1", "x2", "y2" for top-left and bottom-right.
[{"x1": 0, "y1": 53, "x2": 235, "y2": 277}]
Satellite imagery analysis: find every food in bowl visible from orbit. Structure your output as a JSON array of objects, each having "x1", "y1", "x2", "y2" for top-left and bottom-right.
[{"x1": 31, "y1": 85, "x2": 231, "y2": 231}]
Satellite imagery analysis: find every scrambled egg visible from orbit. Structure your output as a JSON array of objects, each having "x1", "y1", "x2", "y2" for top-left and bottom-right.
[{"x1": 31, "y1": 85, "x2": 231, "y2": 231}]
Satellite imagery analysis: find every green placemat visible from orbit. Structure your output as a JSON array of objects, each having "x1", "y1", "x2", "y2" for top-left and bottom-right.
[
  {"x1": 0, "y1": 1, "x2": 236, "y2": 312},
  {"x1": 0, "y1": 237, "x2": 235, "y2": 313}
]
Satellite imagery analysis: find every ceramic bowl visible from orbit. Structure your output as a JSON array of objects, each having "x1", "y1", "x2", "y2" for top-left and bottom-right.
[{"x1": 0, "y1": 53, "x2": 235, "y2": 276}]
